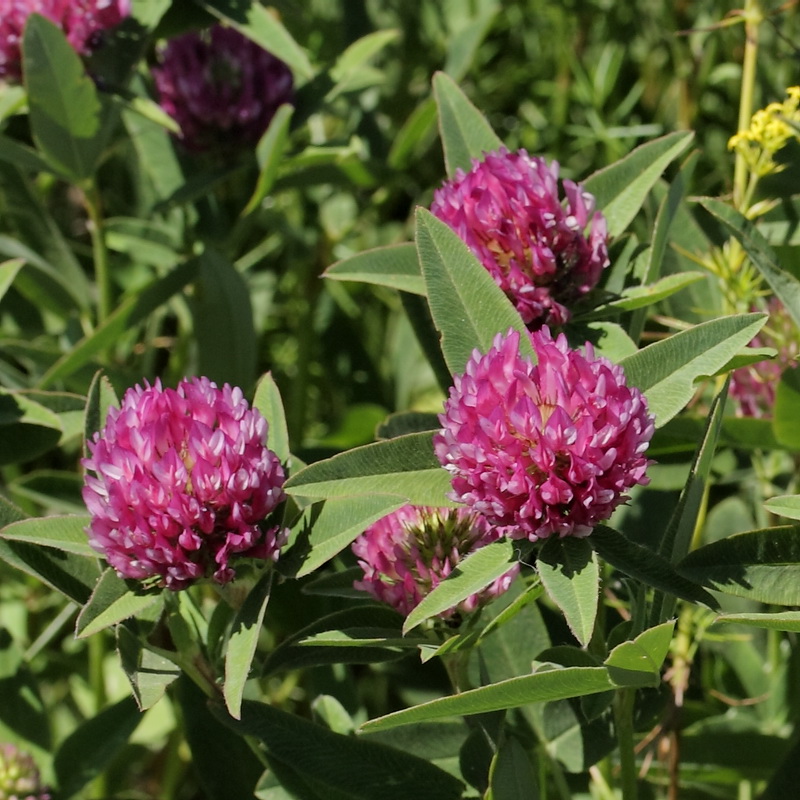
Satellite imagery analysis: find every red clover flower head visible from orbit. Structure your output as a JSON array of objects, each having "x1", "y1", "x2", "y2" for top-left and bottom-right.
[
  {"x1": 352, "y1": 505, "x2": 518, "y2": 618},
  {"x1": 0, "y1": 0, "x2": 130, "y2": 82},
  {"x1": 730, "y1": 296, "x2": 799, "y2": 418},
  {"x1": 82, "y1": 377, "x2": 287, "y2": 591},
  {"x1": 434, "y1": 328, "x2": 654, "y2": 541},
  {"x1": 430, "y1": 148, "x2": 609, "y2": 329},
  {"x1": 152, "y1": 24, "x2": 294, "y2": 153},
  {"x1": 0, "y1": 743, "x2": 50, "y2": 800}
]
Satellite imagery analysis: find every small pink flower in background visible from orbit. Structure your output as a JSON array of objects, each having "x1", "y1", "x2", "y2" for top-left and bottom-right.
[
  {"x1": 82, "y1": 377, "x2": 286, "y2": 591},
  {"x1": 0, "y1": 0, "x2": 130, "y2": 82},
  {"x1": 430, "y1": 148, "x2": 609, "y2": 329},
  {"x1": 434, "y1": 327, "x2": 654, "y2": 541},
  {"x1": 0, "y1": 743, "x2": 50, "y2": 800},
  {"x1": 152, "y1": 24, "x2": 294, "y2": 153},
  {"x1": 352, "y1": 505, "x2": 518, "y2": 618},
  {"x1": 730, "y1": 297, "x2": 799, "y2": 418}
]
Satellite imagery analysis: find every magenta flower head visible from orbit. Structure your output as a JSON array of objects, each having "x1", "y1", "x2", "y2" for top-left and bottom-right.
[
  {"x1": 352, "y1": 505, "x2": 518, "y2": 618},
  {"x1": 82, "y1": 377, "x2": 287, "y2": 591},
  {"x1": 0, "y1": 743, "x2": 50, "y2": 800},
  {"x1": 730, "y1": 297, "x2": 799, "y2": 418},
  {"x1": 430, "y1": 148, "x2": 609, "y2": 329},
  {"x1": 434, "y1": 328, "x2": 654, "y2": 541},
  {"x1": 152, "y1": 24, "x2": 294, "y2": 153},
  {"x1": 0, "y1": 0, "x2": 130, "y2": 82}
]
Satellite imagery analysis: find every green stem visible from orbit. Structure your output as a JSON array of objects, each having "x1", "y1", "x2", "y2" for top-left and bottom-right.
[
  {"x1": 83, "y1": 181, "x2": 112, "y2": 327},
  {"x1": 614, "y1": 688, "x2": 638, "y2": 800},
  {"x1": 732, "y1": 0, "x2": 762, "y2": 209},
  {"x1": 88, "y1": 634, "x2": 109, "y2": 799}
]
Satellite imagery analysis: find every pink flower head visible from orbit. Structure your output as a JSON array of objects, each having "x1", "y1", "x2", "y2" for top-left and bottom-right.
[
  {"x1": 434, "y1": 328, "x2": 654, "y2": 540},
  {"x1": 82, "y1": 377, "x2": 287, "y2": 590},
  {"x1": 730, "y1": 297, "x2": 799, "y2": 418},
  {"x1": 152, "y1": 24, "x2": 294, "y2": 153},
  {"x1": 0, "y1": 743, "x2": 50, "y2": 800},
  {"x1": 0, "y1": 0, "x2": 130, "y2": 82},
  {"x1": 352, "y1": 505, "x2": 518, "y2": 618},
  {"x1": 431, "y1": 148, "x2": 609, "y2": 329}
]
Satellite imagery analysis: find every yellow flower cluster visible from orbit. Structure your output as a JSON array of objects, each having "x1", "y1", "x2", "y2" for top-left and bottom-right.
[{"x1": 728, "y1": 86, "x2": 800, "y2": 176}]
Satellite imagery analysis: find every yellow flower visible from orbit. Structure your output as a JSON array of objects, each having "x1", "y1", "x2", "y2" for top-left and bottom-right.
[{"x1": 728, "y1": 86, "x2": 800, "y2": 176}]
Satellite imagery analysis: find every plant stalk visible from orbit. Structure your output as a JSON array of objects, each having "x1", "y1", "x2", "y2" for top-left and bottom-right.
[
  {"x1": 614, "y1": 688, "x2": 638, "y2": 800},
  {"x1": 83, "y1": 181, "x2": 112, "y2": 327},
  {"x1": 732, "y1": 0, "x2": 762, "y2": 209}
]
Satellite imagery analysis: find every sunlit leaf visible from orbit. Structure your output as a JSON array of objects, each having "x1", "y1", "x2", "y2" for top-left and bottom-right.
[
  {"x1": 75, "y1": 569, "x2": 162, "y2": 638},
  {"x1": 678, "y1": 525, "x2": 800, "y2": 605},
  {"x1": 537, "y1": 538, "x2": 598, "y2": 647},
  {"x1": 285, "y1": 431, "x2": 454, "y2": 507},
  {"x1": 403, "y1": 538, "x2": 522, "y2": 633},
  {"x1": 324, "y1": 244, "x2": 424, "y2": 295},
  {"x1": 360, "y1": 666, "x2": 615, "y2": 732},
  {"x1": 619, "y1": 313, "x2": 766, "y2": 426},
  {"x1": 433, "y1": 71, "x2": 503, "y2": 176},
  {"x1": 225, "y1": 570, "x2": 272, "y2": 719},
  {"x1": 583, "y1": 131, "x2": 694, "y2": 237},
  {"x1": 416, "y1": 207, "x2": 533, "y2": 375}
]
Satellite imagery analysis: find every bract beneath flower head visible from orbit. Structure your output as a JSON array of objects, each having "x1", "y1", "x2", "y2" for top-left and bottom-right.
[
  {"x1": 82, "y1": 376, "x2": 287, "y2": 591},
  {"x1": 434, "y1": 327, "x2": 654, "y2": 541},
  {"x1": 430, "y1": 148, "x2": 609, "y2": 329}
]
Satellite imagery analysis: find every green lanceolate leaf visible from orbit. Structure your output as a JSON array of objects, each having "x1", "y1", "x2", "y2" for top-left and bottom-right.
[
  {"x1": 488, "y1": 736, "x2": 539, "y2": 800},
  {"x1": 658, "y1": 382, "x2": 727, "y2": 569},
  {"x1": 252, "y1": 372, "x2": 290, "y2": 466},
  {"x1": 328, "y1": 30, "x2": 400, "y2": 98},
  {"x1": 403, "y1": 538, "x2": 522, "y2": 633},
  {"x1": 284, "y1": 431, "x2": 454, "y2": 506},
  {"x1": 224, "y1": 570, "x2": 273, "y2": 719},
  {"x1": 214, "y1": 699, "x2": 465, "y2": 800},
  {"x1": 700, "y1": 198, "x2": 800, "y2": 330},
  {"x1": 713, "y1": 611, "x2": 800, "y2": 632},
  {"x1": 198, "y1": 0, "x2": 314, "y2": 80},
  {"x1": 433, "y1": 71, "x2": 504, "y2": 177},
  {"x1": 75, "y1": 569, "x2": 162, "y2": 638},
  {"x1": 594, "y1": 272, "x2": 704, "y2": 314},
  {"x1": 604, "y1": 621, "x2": 675, "y2": 687},
  {"x1": 589, "y1": 526, "x2": 718, "y2": 610},
  {"x1": 583, "y1": 131, "x2": 694, "y2": 238},
  {"x1": 292, "y1": 495, "x2": 405, "y2": 578},
  {"x1": 176, "y1": 678, "x2": 265, "y2": 800},
  {"x1": 324, "y1": 243, "x2": 424, "y2": 295},
  {"x1": 416, "y1": 207, "x2": 533, "y2": 375},
  {"x1": 0, "y1": 537, "x2": 100, "y2": 604},
  {"x1": 243, "y1": 103, "x2": 294, "y2": 215},
  {"x1": 774, "y1": 367, "x2": 800, "y2": 449},
  {"x1": 23, "y1": 14, "x2": 106, "y2": 181},
  {"x1": 360, "y1": 665, "x2": 615, "y2": 732},
  {"x1": 537, "y1": 538, "x2": 599, "y2": 647},
  {"x1": 678, "y1": 525, "x2": 800, "y2": 605},
  {"x1": 263, "y1": 605, "x2": 406, "y2": 676},
  {"x1": 53, "y1": 695, "x2": 141, "y2": 798},
  {"x1": 628, "y1": 152, "x2": 697, "y2": 342},
  {"x1": 764, "y1": 494, "x2": 800, "y2": 521},
  {"x1": 0, "y1": 514, "x2": 93, "y2": 557},
  {"x1": 193, "y1": 248, "x2": 256, "y2": 390},
  {"x1": 0, "y1": 389, "x2": 62, "y2": 465},
  {"x1": 619, "y1": 313, "x2": 766, "y2": 426},
  {"x1": 0, "y1": 258, "x2": 24, "y2": 303},
  {"x1": 117, "y1": 626, "x2": 181, "y2": 710},
  {"x1": 84, "y1": 371, "x2": 118, "y2": 457}
]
